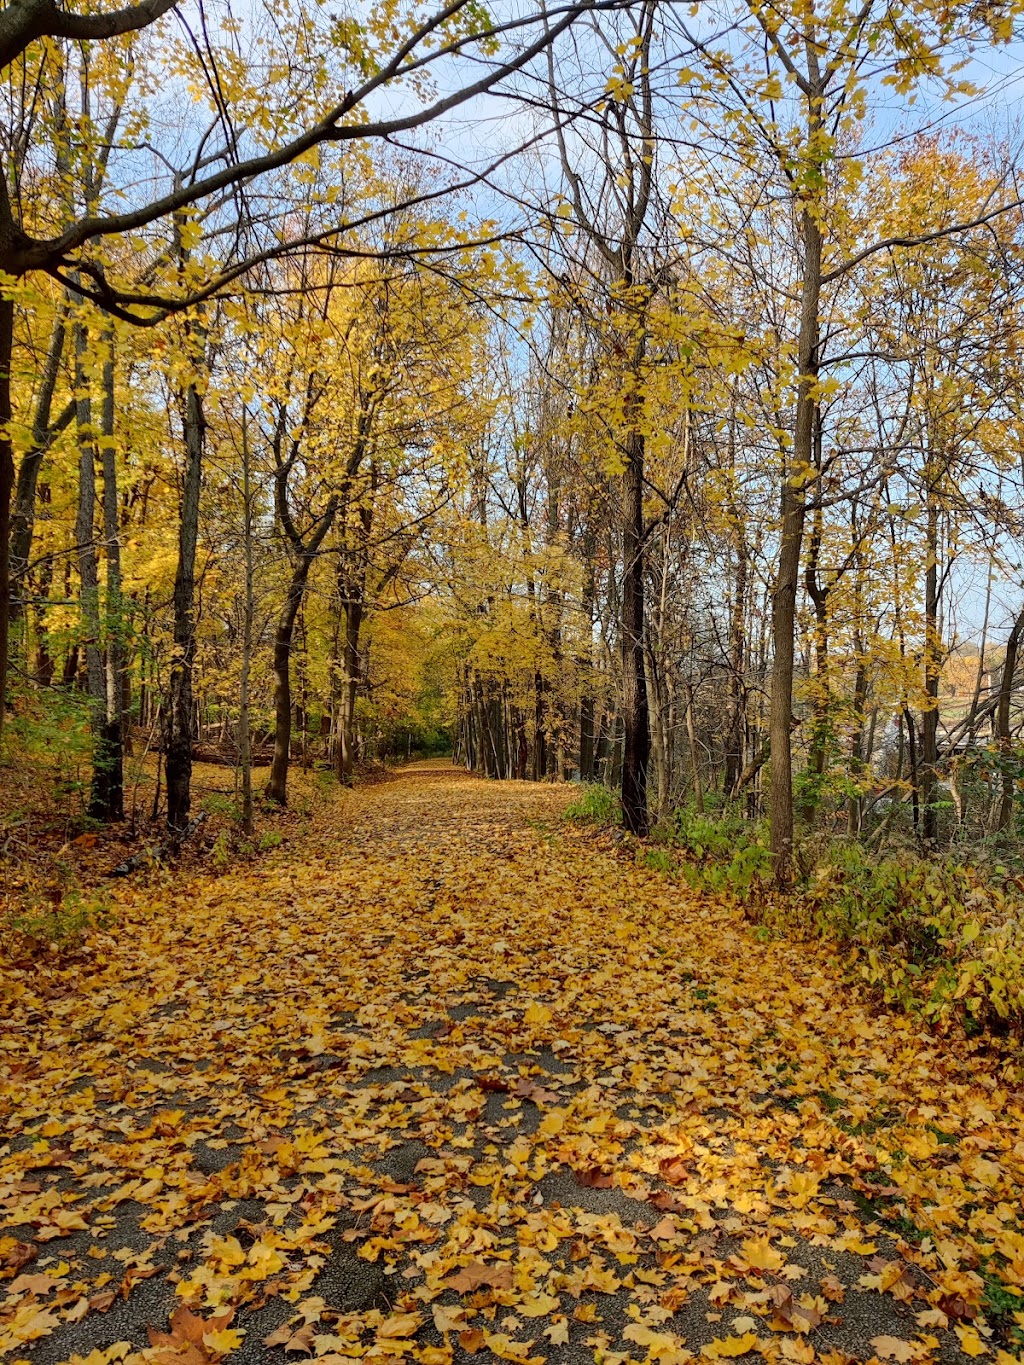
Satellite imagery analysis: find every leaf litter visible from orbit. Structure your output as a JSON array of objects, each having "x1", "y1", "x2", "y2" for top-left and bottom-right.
[{"x1": 2, "y1": 764, "x2": 1023, "y2": 1365}]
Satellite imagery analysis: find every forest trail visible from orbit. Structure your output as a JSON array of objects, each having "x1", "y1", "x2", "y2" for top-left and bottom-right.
[{"x1": 2, "y1": 764, "x2": 1024, "y2": 1365}]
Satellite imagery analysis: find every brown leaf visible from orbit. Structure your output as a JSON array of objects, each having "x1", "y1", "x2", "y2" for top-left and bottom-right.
[
  {"x1": 262, "y1": 1323, "x2": 297, "y2": 1348},
  {"x1": 574, "y1": 1166, "x2": 614, "y2": 1189},
  {"x1": 123, "y1": 1264, "x2": 164, "y2": 1296},
  {"x1": 658, "y1": 1155, "x2": 689, "y2": 1184},
  {"x1": 148, "y1": 1306, "x2": 234, "y2": 1357},
  {"x1": 459, "y1": 1329, "x2": 486, "y2": 1353},
  {"x1": 937, "y1": 1292, "x2": 977, "y2": 1321},
  {"x1": 649, "y1": 1190, "x2": 688, "y2": 1213},
  {"x1": 284, "y1": 1323, "x2": 316, "y2": 1353},
  {"x1": 89, "y1": 1290, "x2": 117, "y2": 1312},
  {"x1": 512, "y1": 1078, "x2": 560, "y2": 1106},
  {"x1": 8, "y1": 1272, "x2": 60, "y2": 1295},
  {"x1": 820, "y1": 1274, "x2": 846, "y2": 1303},
  {"x1": 476, "y1": 1075, "x2": 511, "y2": 1093},
  {"x1": 446, "y1": 1260, "x2": 514, "y2": 1292}
]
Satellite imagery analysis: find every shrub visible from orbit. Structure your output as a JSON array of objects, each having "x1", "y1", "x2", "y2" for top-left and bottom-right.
[
  {"x1": 563, "y1": 783, "x2": 620, "y2": 826},
  {"x1": 5, "y1": 890, "x2": 110, "y2": 954},
  {"x1": 664, "y1": 807, "x2": 773, "y2": 903},
  {"x1": 800, "y1": 844, "x2": 1024, "y2": 1033}
]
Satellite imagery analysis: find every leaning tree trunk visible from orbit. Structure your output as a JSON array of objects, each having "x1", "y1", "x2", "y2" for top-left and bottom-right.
[
  {"x1": 621, "y1": 427, "x2": 651, "y2": 836},
  {"x1": 164, "y1": 381, "x2": 205, "y2": 829},
  {"x1": 11, "y1": 307, "x2": 68, "y2": 601}
]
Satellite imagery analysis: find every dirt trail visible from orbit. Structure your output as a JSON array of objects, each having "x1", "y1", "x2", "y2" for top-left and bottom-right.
[{"x1": 2, "y1": 764, "x2": 1023, "y2": 1365}]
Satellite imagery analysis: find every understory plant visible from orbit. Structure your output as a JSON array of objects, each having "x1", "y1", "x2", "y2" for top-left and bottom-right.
[{"x1": 801, "y1": 844, "x2": 1024, "y2": 1035}]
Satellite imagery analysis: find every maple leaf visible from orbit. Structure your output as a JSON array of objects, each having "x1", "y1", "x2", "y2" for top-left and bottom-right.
[
  {"x1": 446, "y1": 1261, "x2": 514, "y2": 1292},
  {"x1": 0, "y1": 1241, "x2": 38, "y2": 1275},
  {"x1": 740, "y1": 1237, "x2": 785, "y2": 1272},
  {"x1": 517, "y1": 1292, "x2": 561, "y2": 1317},
  {"x1": 820, "y1": 1275, "x2": 846, "y2": 1303},
  {"x1": 543, "y1": 1319, "x2": 570, "y2": 1345},
  {"x1": 574, "y1": 1165, "x2": 614, "y2": 1188},
  {"x1": 476, "y1": 1074, "x2": 510, "y2": 1093},
  {"x1": 869, "y1": 1336, "x2": 918, "y2": 1362},
  {"x1": 512, "y1": 1077, "x2": 560, "y2": 1106},
  {"x1": 203, "y1": 1328, "x2": 245, "y2": 1355},
  {"x1": 955, "y1": 1326, "x2": 989, "y2": 1357},
  {"x1": 658, "y1": 1155, "x2": 690, "y2": 1184},
  {"x1": 432, "y1": 1303, "x2": 470, "y2": 1333},
  {"x1": 376, "y1": 1312, "x2": 423, "y2": 1340},
  {"x1": 701, "y1": 1331, "x2": 759, "y2": 1357}
]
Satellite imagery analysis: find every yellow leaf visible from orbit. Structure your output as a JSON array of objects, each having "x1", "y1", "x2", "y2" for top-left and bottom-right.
[
  {"x1": 702, "y1": 1332, "x2": 759, "y2": 1358},
  {"x1": 377, "y1": 1312, "x2": 423, "y2": 1340},
  {"x1": 955, "y1": 1326, "x2": 989, "y2": 1357},
  {"x1": 740, "y1": 1237, "x2": 784, "y2": 1271},
  {"x1": 202, "y1": 1327, "x2": 245, "y2": 1355}
]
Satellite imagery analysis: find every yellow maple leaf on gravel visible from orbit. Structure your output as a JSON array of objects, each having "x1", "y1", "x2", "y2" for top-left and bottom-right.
[{"x1": 702, "y1": 1332, "x2": 759, "y2": 1358}]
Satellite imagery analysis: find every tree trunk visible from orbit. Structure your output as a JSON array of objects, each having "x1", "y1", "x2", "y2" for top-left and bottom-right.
[
  {"x1": 724, "y1": 531, "x2": 748, "y2": 797},
  {"x1": 769, "y1": 204, "x2": 820, "y2": 882},
  {"x1": 335, "y1": 596, "x2": 363, "y2": 785},
  {"x1": 164, "y1": 380, "x2": 205, "y2": 829},
  {"x1": 238, "y1": 409, "x2": 254, "y2": 836},
  {"x1": 621, "y1": 428, "x2": 650, "y2": 836},
  {"x1": 0, "y1": 296, "x2": 13, "y2": 744},
  {"x1": 995, "y1": 606, "x2": 1024, "y2": 832},
  {"x1": 73, "y1": 315, "x2": 110, "y2": 821},
  {"x1": 11, "y1": 308, "x2": 68, "y2": 597},
  {"x1": 266, "y1": 567, "x2": 310, "y2": 806},
  {"x1": 920, "y1": 496, "x2": 940, "y2": 846},
  {"x1": 91, "y1": 329, "x2": 124, "y2": 821}
]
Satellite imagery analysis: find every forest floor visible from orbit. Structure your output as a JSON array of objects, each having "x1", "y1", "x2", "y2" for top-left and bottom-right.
[{"x1": 2, "y1": 762, "x2": 1024, "y2": 1365}]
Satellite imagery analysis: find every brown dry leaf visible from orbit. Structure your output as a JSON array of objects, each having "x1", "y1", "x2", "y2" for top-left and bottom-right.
[
  {"x1": 447, "y1": 1261, "x2": 514, "y2": 1292},
  {"x1": 659, "y1": 1155, "x2": 690, "y2": 1185},
  {"x1": 512, "y1": 1078, "x2": 560, "y2": 1106},
  {"x1": 574, "y1": 1165, "x2": 614, "y2": 1188},
  {"x1": 820, "y1": 1275, "x2": 846, "y2": 1303}
]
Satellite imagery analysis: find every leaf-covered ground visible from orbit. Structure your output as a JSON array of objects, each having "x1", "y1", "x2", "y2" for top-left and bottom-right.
[{"x1": 3, "y1": 764, "x2": 1024, "y2": 1365}]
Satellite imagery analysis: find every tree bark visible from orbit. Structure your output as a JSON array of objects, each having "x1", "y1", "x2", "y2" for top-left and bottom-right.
[
  {"x1": 769, "y1": 203, "x2": 820, "y2": 883},
  {"x1": 0, "y1": 296, "x2": 13, "y2": 744},
  {"x1": 920, "y1": 495, "x2": 940, "y2": 846},
  {"x1": 266, "y1": 570, "x2": 309, "y2": 805},
  {"x1": 621, "y1": 427, "x2": 650, "y2": 835},
  {"x1": 11, "y1": 308, "x2": 69, "y2": 596},
  {"x1": 164, "y1": 379, "x2": 205, "y2": 829},
  {"x1": 995, "y1": 606, "x2": 1024, "y2": 832},
  {"x1": 91, "y1": 327, "x2": 124, "y2": 820}
]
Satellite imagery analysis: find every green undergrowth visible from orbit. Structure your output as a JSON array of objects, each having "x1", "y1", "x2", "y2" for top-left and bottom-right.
[
  {"x1": 563, "y1": 782, "x2": 621, "y2": 825},
  {"x1": 567, "y1": 784, "x2": 1024, "y2": 1043}
]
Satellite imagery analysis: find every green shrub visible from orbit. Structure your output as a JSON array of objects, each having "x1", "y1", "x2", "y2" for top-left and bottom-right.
[
  {"x1": 563, "y1": 783, "x2": 620, "y2": 826},
  {"x1": 665, "y1": 806, "x2": 773, "y2": 903},
  {"x1": 639, "y1": 847, "x2": 675, "y2": 873},
  {"x1": 799, "y1": 845, "x2": 1024, "y2": 1031},
  {"x1": 7, "y1": 890, "x2": 110, "y2": 951}
]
